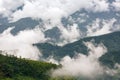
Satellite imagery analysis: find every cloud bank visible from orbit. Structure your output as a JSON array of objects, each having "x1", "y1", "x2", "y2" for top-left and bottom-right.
[
  {"x1": 0, "y1": 27, "x2": 46, "y2": 60},
  {"x1": 0, "y1": 0, "x2": 120, "y2": 46},
  {"x1": 112, "y1": 0, "x2": 120, "y2": 11},
  {"x1": 0, "y1": 0, "x2": 111, "y2": 22},
  {"x1": 0, "y1": 0, "x2": 24, "y2": 17},
  {"x1": 51, "y1": 41, "x2": 108, "y2": 78}
]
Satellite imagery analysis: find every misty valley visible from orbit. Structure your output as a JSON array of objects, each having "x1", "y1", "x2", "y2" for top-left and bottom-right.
[{"x1": 0, "y1": 0, "x2": 120, "y2": 80}]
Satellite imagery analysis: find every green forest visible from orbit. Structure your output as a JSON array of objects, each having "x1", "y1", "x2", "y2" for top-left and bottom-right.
[
  {"x1": 0, "y1": 54, "x2": 77, "y2": 80},
  {"x1": 0, "y1": 54, "x2": 57, "y2": 80},
  {"x1": 0, "y1": 53, "x2": 120, "y2": 80}
]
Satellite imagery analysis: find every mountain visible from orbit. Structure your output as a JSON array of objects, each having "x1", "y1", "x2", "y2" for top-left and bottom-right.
[
  {"x1": 0, "y1": 0, "x2": 120, "y2": 79},
  {"x1": 0, "y1": 51, "x2": 120, "y2": 80},
  {"x1": 0, "y1": 18, "x2": 41, "y2": 35},
  {"x1": 0, "y1": 53, "x2": 58, "y2": 80},
  {"x1": 36, "y1": 31, "x2": 120, "y2": 67},
  {"x1": 0, "y1": 7, "x2": 120, "y2": 43},
  {"x1": 0, "y1": 53, "x2": 82, "y2": 80}
]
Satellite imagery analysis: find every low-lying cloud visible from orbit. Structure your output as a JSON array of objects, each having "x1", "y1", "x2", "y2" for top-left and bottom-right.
[
  {"x1": 58, "y1": 24, "x2": 81, "y2": 45},
  {"x1": 51, "y1": 41, "x2": 110, "y2": 78},
  {"x1": 86, "y1": 18, "x2": 117, "y2": 37},
  {"x1": 0, "y1": 26, "x2": 46, "y2": 60}
]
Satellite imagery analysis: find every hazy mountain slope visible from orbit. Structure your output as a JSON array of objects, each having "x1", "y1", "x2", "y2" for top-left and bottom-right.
[
  {"x1": 0, "y1": 7, "x2": 120, "y2": 44},
  {"x1": 0, "y1": 18, "x2": 40, "y2": 35},
  {"x1": 36, "y1": 31, "x2": 120, "y2": 57},
  {"x1": 36, "y1": 31, "x2": 120, "y2": 67}
]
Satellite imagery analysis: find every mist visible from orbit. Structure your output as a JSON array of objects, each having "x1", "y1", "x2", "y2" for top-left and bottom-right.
[
  {"x1": 0, "y1": 26, "x2": 46, "y2": 60},
  {"x1": 0, "y1": 0, "x2": 120, "y2": 46},
  {"x1": 50, "y1": 41, "x2": 118, "y2": 78}
]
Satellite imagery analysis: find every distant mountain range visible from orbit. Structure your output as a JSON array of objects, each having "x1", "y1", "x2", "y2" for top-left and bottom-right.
[
  {"x1": 0, "y1": 7, "x2": 120, "y2": 44},
  {"x1": 35, "y1": 31, "x2": 120, "y2": 68}
]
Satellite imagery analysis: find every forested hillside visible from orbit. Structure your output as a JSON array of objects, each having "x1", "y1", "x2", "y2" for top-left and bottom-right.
[
  {"x1": 0, "y1": 53, "x2": 57, "y2": 80},
  {"x1": 0, "y1": 54, "x2": 120, "y2": 80}
]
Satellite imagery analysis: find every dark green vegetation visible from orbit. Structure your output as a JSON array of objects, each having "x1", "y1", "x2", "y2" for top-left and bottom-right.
[
  {"x1": 36, "y1": 31, "x2": 120, "y2": 68},
  {"x1": 0, "y1": 52, "x2": 119, "y2": 80},
  {"x1": 0, "y1": 54, "x2": 57, "y2": 80},
  {"x1": 0, "y1": 54, "x2": 78, "y2": 80}
]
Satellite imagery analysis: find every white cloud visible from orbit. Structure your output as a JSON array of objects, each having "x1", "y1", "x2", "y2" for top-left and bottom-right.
[
  {"x1": 86, "y1": 18, "x2": 117, "y2": 36},
  {"x1": 0, "y1": 26, "x2": 46, "y2": 60},
  {"x1": 58, "y1": 24, "x2": 81, "y2": 45},
  {"x1": 0, "y1": 0, "x2": 113, "y2": 46},
  {"x1": 0, "y1": 0, "x2": 110, "y2": 23},
  {"x1": 112, "y1": 0, "x2": 120, "y2": 11},
  {"x1": 0, "y1": 0, "x2": 24, "y2": 17},
  {"x1": 46, "y1": 56, "x2": 59, "y2": 65},
  {"x1": 52, "y1": 41, "x2": 107, "y2": 78},
  {"x1": 0, "y1": 0, "x2": 119, "y2": 60},
  {"x1": 6, "y1": 0, "x2": 111, "y2": 45},
  {"x1": 89, "y1": 0, "x2": 110, "y2": 12}
]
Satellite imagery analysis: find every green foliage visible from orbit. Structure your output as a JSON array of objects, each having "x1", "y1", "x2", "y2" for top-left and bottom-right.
[
  {"x1": 0, "y1": 54, "x2": 57, "y2": 80},
  {"x1": 49, "y1": 76, "x2": 76, "y2": 80}
]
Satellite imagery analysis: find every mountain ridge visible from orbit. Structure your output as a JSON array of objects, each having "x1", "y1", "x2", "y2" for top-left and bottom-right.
[{"x1": 36, "y1": 31, "x2": 120, "y2": 67}]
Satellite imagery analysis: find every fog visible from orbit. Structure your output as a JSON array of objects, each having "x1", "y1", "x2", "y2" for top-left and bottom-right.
[
  {"x1": 50, "y1": 41, "x2": 120, "y2": 79},
  {"x1": 0, "y1": 27, "x2": 46, "y2": 60}
]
